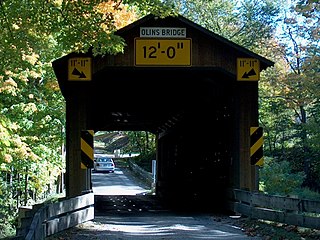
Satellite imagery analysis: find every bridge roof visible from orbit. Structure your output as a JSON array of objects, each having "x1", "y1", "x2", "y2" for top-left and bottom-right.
[
  {"x1": 52, "y1": 14, "x2": 274, "y2": 133},
  {"x1": 116, "y1": 14, "x2": 274, "y2": 70}
]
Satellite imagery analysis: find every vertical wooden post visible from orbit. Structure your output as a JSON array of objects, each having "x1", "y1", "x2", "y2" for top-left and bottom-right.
[
  {"x1": 65, "y1": 97, "x2": 91, "y2": 197},
  {"x1": 238, "y1": 82, "x2": 259, "y2": 191}
]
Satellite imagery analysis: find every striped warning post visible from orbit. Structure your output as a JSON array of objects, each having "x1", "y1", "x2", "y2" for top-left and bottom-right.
[
  {"x1": 250, "y1": 127, "x2": 264, "y2": 166},
  {"x1": 81, "y1": 130, "x2": 94, "y2": 169}
]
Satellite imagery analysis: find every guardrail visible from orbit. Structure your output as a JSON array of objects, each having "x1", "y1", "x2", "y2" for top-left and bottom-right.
[
  {"x1": 16, "y1": 192, "x2": 94, "y2": 240},
  {"x1": 229, "y1": 189, "x2": 320, "y2": 229},
  {"x1": 127, "y1": 160, "x2": 154, "y2": 188}
]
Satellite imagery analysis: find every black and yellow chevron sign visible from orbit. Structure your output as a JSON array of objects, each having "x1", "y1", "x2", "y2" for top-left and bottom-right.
[
  {"x1": 250, "y1": 127, "x2": 264, "y2": 166},
  {"x1": 81, "y1": 130, "x2": 94, "y2": 169}
]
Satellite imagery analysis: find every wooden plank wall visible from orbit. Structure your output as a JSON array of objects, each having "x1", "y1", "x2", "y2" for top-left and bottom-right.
[
  {"x1": 21, "y1": 193, "x2": 94, "y2": 240},
  {"x1": 94, "y1": 20, "x2": 241, "y2": 76},
  {"x1": 230, "y1": 189, "x2": 320, "y2": 229}
]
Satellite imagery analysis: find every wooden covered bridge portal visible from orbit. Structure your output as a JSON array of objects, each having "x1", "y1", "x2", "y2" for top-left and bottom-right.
[{"x1": 52, "y1": 14, "x2": 273, "y2": 211}]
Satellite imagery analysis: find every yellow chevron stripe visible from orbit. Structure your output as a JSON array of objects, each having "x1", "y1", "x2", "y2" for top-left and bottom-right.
[
  {"x1": 250, "y1": 137, "x2": 263, "y2": 156},
  {"x1": 81, "y1": 162, "x2": 86, "y2": 169},
  {"x1": 88, "y1": 130, "x2": 94, "y2": 137},
  {"x1": 256, "y1": 157, "x2": 264, "y2": 166},
  {"x1": 81, "y1": 138, "x2": 93, "y2": 160},
  {"x1": 250, "y1": 127, "x2": 259, "y2": 135}
]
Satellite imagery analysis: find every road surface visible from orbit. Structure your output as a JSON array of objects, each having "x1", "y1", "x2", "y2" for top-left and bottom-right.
[
  {"x1": 91, "y1": 166, "x2": 150, "y2": 195},
  {"x1": 47, "y1": 164, "x2": 262, "y2": 239}
]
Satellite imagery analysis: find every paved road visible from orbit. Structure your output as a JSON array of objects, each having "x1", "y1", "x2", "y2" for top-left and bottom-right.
[
  {"x1": 47, "y1": 212, "x2": 261, "y2": 240},
  {"x1": 46, "y1": 165, "x2": 261, "y2": 240},
  {"x1": 92, "y1": 167, "x2": 150, "y2": 195}
]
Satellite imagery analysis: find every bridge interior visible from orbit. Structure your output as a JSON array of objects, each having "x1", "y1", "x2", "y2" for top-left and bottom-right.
[
  {"x1": 81, "y1": 67, "x2": 237, "y2": 211},
  {"x1": 87, "y1": 67, "x2": 234, "y2": 133}
]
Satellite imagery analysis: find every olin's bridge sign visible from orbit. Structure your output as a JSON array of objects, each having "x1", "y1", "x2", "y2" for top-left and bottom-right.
[
  {"x1": 140, "y1": 27, "x2": 187, "y2": 38},
  {"x1": 136, "y1": 26, "x2": 191, "y2": 66},
  {"x1": 53, "y1": 14, "x2": 273, "y2": 211}
]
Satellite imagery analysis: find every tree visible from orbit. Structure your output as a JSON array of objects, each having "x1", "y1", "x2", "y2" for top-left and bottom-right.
[
  {"x1": 270, "y1": 1, "x2": 320, "y2": 189},
  {"x1": 123, "y1": 131, "x2": 156, "y2": 155},
  {"x1": 0, "y1": 0, "x2": 167, "y2": 236},
  {"x1": 171, "y1": 0, "x2": 282, "y2": 52}
]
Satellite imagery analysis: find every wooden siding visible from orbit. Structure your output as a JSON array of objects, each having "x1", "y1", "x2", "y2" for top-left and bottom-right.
[
  {"x1": 18, "y1": 193, "x2": 94, "y2": 240},
  {"x1": 92, "y1": 16, "x2": 263, "y2": 77}
]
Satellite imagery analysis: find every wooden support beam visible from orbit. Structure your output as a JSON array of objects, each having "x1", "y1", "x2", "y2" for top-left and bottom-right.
[{"x1": 66, "y1": 97, "x2": 92, "y2": 197}]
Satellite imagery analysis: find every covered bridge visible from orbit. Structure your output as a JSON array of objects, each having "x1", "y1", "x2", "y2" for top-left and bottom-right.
[{"x1": 52, "y1": 14, "x2": 273, "y2": 211}]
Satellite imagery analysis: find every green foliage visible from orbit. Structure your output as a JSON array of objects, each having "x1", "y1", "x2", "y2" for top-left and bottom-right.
[
  {"x1": 234, "y1": 0, "x2": 281, "y2": 49},
  {"x1": 0, "y1": 1, "x2": 147, "y2": 236},
  {"x1": 123, "y1": 131, "x2": 156, "y2": 155},
  {"x1": 171, "y1": 0, "x2": 282, "y2": 53},
  {"x1": 132, "y1": 150, "x2": 156, "y2": 172},
  {"x1": 172, "y1": 0, "x2": 237, "y2": 37},
  {"x1": 95, "y1": 131, "x2": 156, "y2": 172},
  {"x1": 259, "y1": 0, "x2": 320, "y2": 190},
  {"x1": 295, "y1": 187, "x2": 320, "y2": 201},
  {"x1": 0, "y1": 223, "x2": 15, "y2": 239},
  {"x1": 124, "y1": 0, "x2": 178, "y2": 17},
  {"x1": 0, "y1": 177, "x2": 17, "y2": 238},
  {"x1": 259, "y1": 157, "x2": 306, "y2": 195}
]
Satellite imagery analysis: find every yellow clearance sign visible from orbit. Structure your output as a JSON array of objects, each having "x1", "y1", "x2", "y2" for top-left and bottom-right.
[
  {"x1": 135, "y1": 38, "x2": 191, "y2": 66},
  {"x1": 68, "y1": 57, "x2": 92, "y2": 81},
  {"x1": 237, "y1": 58, "x2": 260, "y2": 81}
]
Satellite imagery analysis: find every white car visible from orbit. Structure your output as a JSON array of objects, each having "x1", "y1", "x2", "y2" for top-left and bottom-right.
[{"x1": 93, "y1": 157, "x2": 115, "y2": 173}]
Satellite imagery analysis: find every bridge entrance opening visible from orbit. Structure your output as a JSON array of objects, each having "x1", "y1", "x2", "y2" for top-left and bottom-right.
[
  {"x1": 86, "y1": 67, "x2": 236, "y2": 211},
  {"x1": 92, "y1": 131, "x2": 154, "y2": 196}
]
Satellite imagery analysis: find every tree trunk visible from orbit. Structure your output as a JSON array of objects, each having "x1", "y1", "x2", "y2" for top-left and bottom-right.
[
  {"x1": 24, "y1": 166, "x2": 28, "y2": 206},
  {"x1": 300, "y1": 105, "x2": 311, "y2": 187}
]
